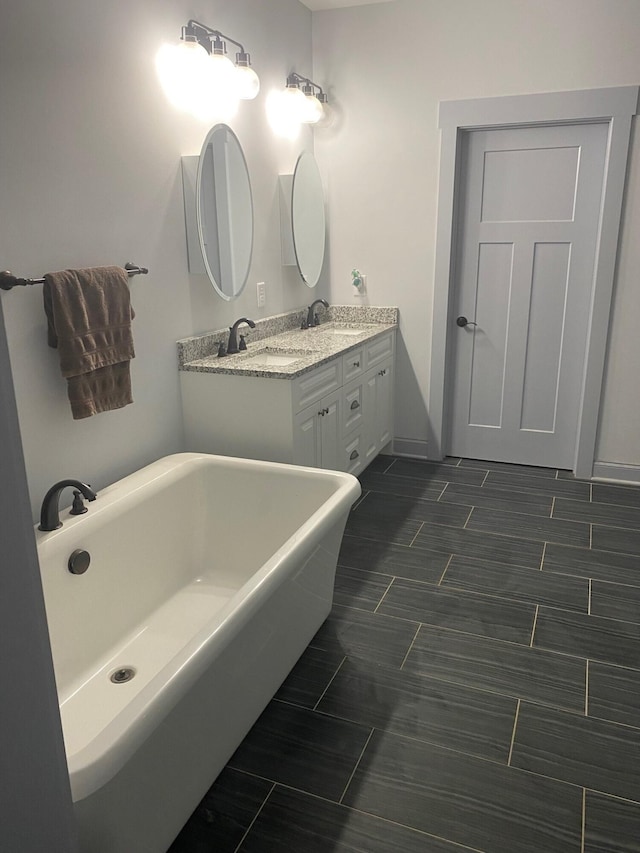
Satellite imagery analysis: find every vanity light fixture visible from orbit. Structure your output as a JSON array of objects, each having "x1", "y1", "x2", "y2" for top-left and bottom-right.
[
  {"x1": 286, "y1": 73, "x2": 332, "y2": 126},
  {"x1": 156, "y1": 19, "x2": 259, "y2": 121}
]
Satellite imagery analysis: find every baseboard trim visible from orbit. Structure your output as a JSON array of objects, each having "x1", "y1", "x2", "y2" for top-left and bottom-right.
[
  {"x1": 391, "y1": 438, "x2": 429, "y2": 459},
  {"x1": 592, "y1": 462, "x2": 640, "y2": 486}
]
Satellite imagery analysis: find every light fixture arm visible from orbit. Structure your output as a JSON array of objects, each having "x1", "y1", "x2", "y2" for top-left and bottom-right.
[
  {"x1": 287, "y1": 72, "x2": 326, "y2": 100},
  {"x1": 184, "y1": 19, "x2": 248, "y2": 58}
]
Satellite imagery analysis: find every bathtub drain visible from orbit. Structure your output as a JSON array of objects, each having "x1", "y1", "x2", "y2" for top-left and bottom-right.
[{"x1": 110, "y1": 667, "x2": 136, "y2": 684}]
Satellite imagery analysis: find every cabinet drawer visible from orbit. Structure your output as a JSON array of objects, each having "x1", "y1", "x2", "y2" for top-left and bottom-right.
[
  {"x1": 365, "y1": 332, "x2": 395, "y2": 370},
  {"x1": 292, "y1": 360, "x2": 342, "y2": 413},
  {"x1": 342, "y1": 432, "x2": 363, "y2": 475},
  {"x1": 342, "y1": 347, "x2": 364, "y2": 382},
  {"x1": 342, "y1": 377, "x2": 364, "y2": 437}
]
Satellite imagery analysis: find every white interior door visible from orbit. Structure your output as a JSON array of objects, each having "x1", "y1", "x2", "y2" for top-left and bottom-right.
[{"x1": 448, "y1": 121, "x2": 609, "y2": 468}]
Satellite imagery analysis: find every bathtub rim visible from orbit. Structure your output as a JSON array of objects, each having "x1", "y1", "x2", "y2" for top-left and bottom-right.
[{"x1": 35, "y1": 452, "x2": 360, "y2": 802}]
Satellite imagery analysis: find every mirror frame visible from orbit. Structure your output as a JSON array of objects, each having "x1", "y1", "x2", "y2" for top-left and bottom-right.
[
  {"x1": 196, "y1": 124, "x2": 254, "y2": 301},
  {"x1": 291, "y1": 151, "x2": 326, "y2": 288}
]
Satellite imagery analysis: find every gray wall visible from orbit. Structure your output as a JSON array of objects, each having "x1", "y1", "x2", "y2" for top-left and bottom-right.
[
  {"x1": 0, "y1": 0, "x2": 322, "y2": 520},
  {"x1": 0, "y1": 300, "x2": 78, "y2": 851},
  {"x1": 313, "y1": 0, "x2": 640, "y2": 468}
]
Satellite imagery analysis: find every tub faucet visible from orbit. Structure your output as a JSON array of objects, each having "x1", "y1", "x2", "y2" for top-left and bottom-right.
[
  {"x1": 227, "y1": 317, "x2": 256, "y2": 355},
  {"x1": 39, "y1": 480, "x2": 97, "y2": 531},
  {"x1": 303, "y1": 299, "x2": 329, "y2": 329}
]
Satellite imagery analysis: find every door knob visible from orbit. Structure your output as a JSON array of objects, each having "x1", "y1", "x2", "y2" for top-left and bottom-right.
[{"x1": 456, "y1": 316, "x2": 478, "y2": 328}]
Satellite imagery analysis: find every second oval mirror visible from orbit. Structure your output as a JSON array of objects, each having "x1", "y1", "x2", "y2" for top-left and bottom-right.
[
  {"x1": 291, "y1": 151, "x2": 326, "y2": 288},
  {"x1": 196, "y1": 124, "x2": 254, "y2": 300}
]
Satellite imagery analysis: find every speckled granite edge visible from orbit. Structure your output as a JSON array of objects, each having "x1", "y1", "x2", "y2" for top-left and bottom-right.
[{"x1": 177, "y1": 305, "x2": 399, "y2": 367}]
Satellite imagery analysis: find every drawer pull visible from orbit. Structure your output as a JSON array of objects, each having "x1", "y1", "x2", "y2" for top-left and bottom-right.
[
  {"x1": 318, "y1": 406, "x2": 329, "y2": 417},
  {"x1": 378, "y1": 368, "x2": 387, "y2": 377},
  {"x1": 350, "y1": 450, "x2": 359, "y2": 460},
  {"x1": 353, "y1": 360, "x2": 360, "y2": 368},
  {"x1": 350, "y1": 400, "x2": 360, "y2": 410}
]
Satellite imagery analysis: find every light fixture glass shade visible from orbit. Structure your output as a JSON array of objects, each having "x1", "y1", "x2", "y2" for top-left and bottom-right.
[
  {"x1": 266, "y1": 89, "x2": 302, "y2": 140},
  {"x1": 155, "y1": 40, "x2": 212, "y2": 114},
  {"x1": 235, "y1": 64, "x2": 260, "y2": 100},
  {"x1": 315, "y1": 99, "x2": 334, "y2": 129},
  {"x1": 197, "y1": 52, "x2": 240, "y2": 122},
  {"x1": 301, "y1": 94, "x2": 323, "y2": 124}
]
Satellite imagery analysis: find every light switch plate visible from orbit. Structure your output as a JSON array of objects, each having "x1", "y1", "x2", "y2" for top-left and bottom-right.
[{"x1": 257, "y1": 281, "x2": 266, "y2": 307}]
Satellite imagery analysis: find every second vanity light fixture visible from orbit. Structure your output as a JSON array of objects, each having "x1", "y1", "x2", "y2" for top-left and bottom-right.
[
  {"x1": 267, "y1": 72, "x2": 333, "y2": 139},
  {"x1": 283, "y1": 73, "x2": 333, "y2": 126},
  {"x1": 156, "y1": 20, "x2": 259, "y2": 122}
]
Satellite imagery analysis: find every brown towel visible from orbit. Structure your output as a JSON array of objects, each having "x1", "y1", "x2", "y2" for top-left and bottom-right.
[{"x1": 43, "y1": 266, "x2": 135, "y2": 419}]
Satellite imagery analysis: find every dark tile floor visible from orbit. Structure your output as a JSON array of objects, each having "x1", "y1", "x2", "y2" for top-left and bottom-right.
[{"x1": 169, "y1": 455, "x2": 640, "y2": 853}]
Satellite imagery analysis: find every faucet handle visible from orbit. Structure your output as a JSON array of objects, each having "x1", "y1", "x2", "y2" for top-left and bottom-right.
[
  {"x1": 239, "y1": 334, "x2": 247, "y2": 351},
  {"x1": 70, "y1": 490, "x2": 89, "y2": 516},
  {"x1": 217, "y1": 341, "x2": 227, "y2": 357}
]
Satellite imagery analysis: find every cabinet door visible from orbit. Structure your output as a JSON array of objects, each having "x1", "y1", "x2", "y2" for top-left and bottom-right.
[
  {"x1": 293, "y1": 406, "x2": 321, "y2": 468},
  {"x1": 374, "y1": 358, "x2": 394, "y2": 450},
  {"x1": 362, "y1": 370, "x2": 379, "y2": 466},
  {"x1": 319, "y1": 389, "x2": 342, "y2": 471}
]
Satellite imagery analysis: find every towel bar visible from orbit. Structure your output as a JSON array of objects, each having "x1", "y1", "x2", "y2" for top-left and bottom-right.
[{"x1": 0, "y1": 263, "x2": 149, "y2": 292}]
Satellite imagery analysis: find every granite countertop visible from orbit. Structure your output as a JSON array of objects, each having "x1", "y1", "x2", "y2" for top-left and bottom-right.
[{"x1": 177, "y1": 305, "x2": 398, "y2": 380}]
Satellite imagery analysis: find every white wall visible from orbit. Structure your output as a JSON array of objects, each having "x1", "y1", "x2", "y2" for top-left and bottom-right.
[
  {"x1": 0, "y1": 0, "x2": 321, "y2": 519},
  {"x1": 313, "y1": 0, "x2": 640, "y2": 467}
]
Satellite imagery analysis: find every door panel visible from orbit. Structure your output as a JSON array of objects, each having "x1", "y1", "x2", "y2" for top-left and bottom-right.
[
  {"x1": 519, "y1": 242, "x2": 570, "y2": 432},
  {"x1": 449, "y1": 122, "x2": 608, "y2": 467}
]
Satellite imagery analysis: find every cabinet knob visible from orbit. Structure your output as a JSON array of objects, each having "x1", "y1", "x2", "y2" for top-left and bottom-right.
[
  {"x1": 350, "y1": 450, "x2": 359, "y2": 460},
  {"x1": 350, "y1": 400, "x2": 360, "y2": 410}
]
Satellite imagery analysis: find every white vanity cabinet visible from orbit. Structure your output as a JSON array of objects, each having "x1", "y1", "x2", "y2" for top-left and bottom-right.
[{"x1": 180, "y1": 330, "x2": 395, "y2": 476}]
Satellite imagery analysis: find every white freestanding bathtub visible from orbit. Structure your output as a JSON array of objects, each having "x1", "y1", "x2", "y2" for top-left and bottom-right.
[{"x1": 35, "y1": 452, "x2": 360, "y2": 853}]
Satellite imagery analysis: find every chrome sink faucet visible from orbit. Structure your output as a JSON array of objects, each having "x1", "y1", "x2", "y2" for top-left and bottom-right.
[
  {"x1": 227, "y1": 317, "x2": 256, "y2": 355},
  {"x1": 39, "y1": 479, "x2": 97, "y2": 531},
  {"x1": 303, "y1": 299, "x2": 329, "y2": 329}
]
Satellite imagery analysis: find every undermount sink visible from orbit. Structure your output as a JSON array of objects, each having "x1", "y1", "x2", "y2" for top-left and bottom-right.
[
  {"x1": 239, "y1": 349, "x2": 308, "y2": 367},
  {"x1": 320, "y1": 325, "x2": 373, "y2": 336}
]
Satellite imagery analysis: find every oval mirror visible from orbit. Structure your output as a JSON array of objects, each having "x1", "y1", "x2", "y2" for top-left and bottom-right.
[
  {"x1": 291, "y1": 151, "x2": 326, "y2": 287},
  {"x1": 196, "y1": 124, "x2": 253, "y2": 300}
]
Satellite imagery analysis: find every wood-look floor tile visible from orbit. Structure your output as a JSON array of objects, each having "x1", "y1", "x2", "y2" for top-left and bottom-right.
[
  {"x1": 555, "y1": 497, "x2": 640, "y2": 531},
  {"x1": 275, "y1": 646, "x2": 345, "y2": 710},
  {"x1": 387, "y1": 458, "x2": 488, "y2": 486},
  {"x1": 467, "y1": 506, "x2": 590, "y2": 547},
  {"x1": 534, "y1": 608, "x2": 640, "y2": 668},
  {"x1": 584, "y1": 790, "x2": 640, "y2": 853},
  {"x1": 590, "y1": 580, "x2": 640, "y2": 624},
  {"x1": 403, "y1": 624, "x2": 586, "y2": 711},
  {"x1": 342, "y1": 729, "x2": 583, "y2": 853},
  {"x1": 168, "y1": 767, "x2": 272, "y2": 853},
  {"x1": 359, "y1": 470, "x2": 446, "y2": 501},
  {"x1": 588, "y1": 660, "x2": 640, "y2": 729},
  {"x1": 413, "y1": 523, "x2": 544, "y2": 568},
  {"x1": 543, "y1": 543, "x2": 640, "y2": 586},
  {"x1": 317, "y1": 657, "x2": 517, "y2": 762},
  {"x1": 355, "y1": 490, "x2": 471, "y2": 526},
  {"x1": 239, "y1": 785, "x2": 460, "y2": 853},
  {"x1": 333, "y1": 564, "x2": 392, "y2": 611},
  {"x1": 337, "y1": 533, "x2": 450, "y2": 583},
  {"x1": 485, "y1": 469, "x2": 591, "y2": 499},
  {"x1": 511, "y1": 702, "x2": 640, "y2": 802},
  {"x1": 592, "y1": 525, "x2": 640, "y2": 557},
  {"x1": 309, "y1": 604, "x2": 419, "y2": 668},
  {"x1": 228, "y1": 700, "x2": 371, "y2": 802},
  {"x1": 377, "y1": 578, "x2": 535, "y2": 644},
  {"x1": 442, "y1": 555, "x2": 589, "y2": 613},
  {"x1": 439, "y1": 481, "x2": 553, "y2": 516},
  {"x1": 592, "y1": 481, "x2": 640, "y2": 509},
  {"x1": 458, "y1": 458, "x2": 559, "y2": 478}
]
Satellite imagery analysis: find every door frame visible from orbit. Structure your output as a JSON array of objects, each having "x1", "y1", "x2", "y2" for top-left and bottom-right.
[{"x1": 428, "y1": 86, "x2": 638, "y2": 478}]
